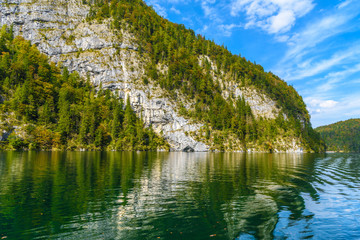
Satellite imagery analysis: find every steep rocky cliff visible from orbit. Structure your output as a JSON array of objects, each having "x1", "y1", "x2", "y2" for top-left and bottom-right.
[{"x1": 0, "y1": 0, "x2": 322, "y2": 152}]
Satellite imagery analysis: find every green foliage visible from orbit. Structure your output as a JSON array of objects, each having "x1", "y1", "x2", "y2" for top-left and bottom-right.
[
  {"x1": 316, "y1": 119, "x2": 360, "y2": 152},
  {"x1": 1, "y1": 0, "x2": 325, "y2": 151},
  {"x1": 7, "y1": 133, "x2": 28, "y2": 150},
  {"x1": 0, "y1": 26, "x2": 168, "y2": 151},
  {"x1": 84, "y1": 0, "x2": 323, "y2": 151},
  {"x1": 90, "y1": 0, "x2": 308, "y2": 117}
]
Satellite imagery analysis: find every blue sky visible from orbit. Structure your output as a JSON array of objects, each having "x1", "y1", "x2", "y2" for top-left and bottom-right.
[{"x1": 144, "y1": 0, "x2": 360, "y2": 127}]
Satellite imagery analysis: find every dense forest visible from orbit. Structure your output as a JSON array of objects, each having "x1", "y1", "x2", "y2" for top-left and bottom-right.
[
  {"x1": 316, "y1": 119, "x2": 360, "y2": 152},
  {"x1": 0, "y1": 0, "x2": 327, "y2": 152},
  {"x1": 0, "y1": 26, "x2": 168, "y2": 151},
  {"x1": 84, "y1": 0, "x2": 325, "y2": 152}
]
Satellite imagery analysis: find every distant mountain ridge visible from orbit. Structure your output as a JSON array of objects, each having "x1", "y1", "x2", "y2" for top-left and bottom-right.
[
  {"x1": 316, "y1": 119, "x2": 360, "y2": 152},
  {"x1": 0, "y1": 0, "x2": 325, "y2": 152}
]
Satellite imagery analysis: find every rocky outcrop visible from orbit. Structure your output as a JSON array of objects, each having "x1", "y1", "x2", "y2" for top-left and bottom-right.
[
  {"x1": 0, "y1": 115, "x2": 14, "y2": 141},
  {"x1": 231, "y1": 86, "x2": 281, "y2": 119},
  {"x1": 198, "y1": 56, "x2": 282, "y2": 120},
  {"x1": 0, "y1": 129, "x2": 11, "y2": 141},
  {"x1": 0, "y1": 0, "x2": 209, "y2": 151},
  {"x1": 0, "y1": 0, "x2": 301, "y2": 152},
  {"x1": 103, "y1": 83, "x2": 208, "y2": 151}
]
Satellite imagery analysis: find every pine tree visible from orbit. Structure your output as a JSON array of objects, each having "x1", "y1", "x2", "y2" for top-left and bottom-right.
[
  {"x1": 79, "y1": 98, "x2": 92, "y2": 144},
  {"x1": 0, "y1": 27, "x2": 168, "y2": 151},
  {"x1": 57, "y1": 101, "x2": 71, "y2": 144},
  {"x1": 94, "y1": 125, "x2": 107, "y2": 149},
  {"x1": 39, "y1": 100, "x2": 52, "y2": 125},
  {"x1": 111, "y1": 98, "x2": 124, "y2": 141},
  {"x1": 25, "y1": 94, "x2": 38, "y2": 121},
  {"x1": 62, "y1": 67, "x2": 69, "y2": 84},
  {"x1": 124, "y1": 96, "x2": 136, "y2": 136}
]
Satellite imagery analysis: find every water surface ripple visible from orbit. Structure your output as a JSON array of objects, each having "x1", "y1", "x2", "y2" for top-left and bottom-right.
[{"x1": 0, "y1": 152, "x2": 359, "y2": 239}]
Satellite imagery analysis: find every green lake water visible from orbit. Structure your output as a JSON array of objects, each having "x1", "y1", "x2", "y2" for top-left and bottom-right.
[{"x1": 0, "y1": 152, "x2": 359, "y2": 239}]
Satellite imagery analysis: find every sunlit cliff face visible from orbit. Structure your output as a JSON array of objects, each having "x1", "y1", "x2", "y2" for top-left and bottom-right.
[
  {"x1": 0, "y1": 0, "x2": 315, "y2": 152},
  {"x1": 0, "y1": 0, "x2": 211, "y2": 151}
]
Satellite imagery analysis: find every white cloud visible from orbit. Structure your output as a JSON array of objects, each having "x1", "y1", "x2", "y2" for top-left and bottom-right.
[
  {"x1": 315, "y1": 63, "x2": 360, "y2": 92},
  {"x1": 283, "y1": 14, "x2": 353, "y2": 62},
  {"x1": 277, "y1": 1, "x2": 360, "y2": 127},
  {"x1": 287, "y1": 43, "x2": 360, "y2": 81},
  {"x1": 142, "y1": 0, "x2": 360, "y2": 128},
  {"x1": 273, "y1": 2, "x2": 360, "y2": 82},
  {"x1": 148, "y1": 1, "x2": 168, "y2": 17},
  {"x1": 275, "y1": 35, "x2": 289, "y2": 42},
  {"x1": 338, "y1": 0, "x2": 353, "y2": 9},
  {"x1": 268, "y1": 10, "x2": 295, "y2": 33},
  {"x1": 151, "y1": 0, "x2": 190, "y2": 4},
  {"x1": 308, "y1": 99, "x2": 338, "y2": 109},
  {"x1": 199, "y1": 0, "x2": 221, "y2": 22},
  {"x1": 170, "y1": 7, "x2": 181, "y2": 14},
  {"x1": 219, "y1": 24, "x2": 242, "y2": 37},
  {"x1": 306, "y1": 98, "x2": 338, "y2": 126},
  {"x1": 307, "y1": 94, "x2": 360, "y2": 127},
  {"x1": 147, "y1": 0, "x2": 191, "y2": 17},
  {"x1": 230, "y1": 0, "x2": 314, "y2": 34}
]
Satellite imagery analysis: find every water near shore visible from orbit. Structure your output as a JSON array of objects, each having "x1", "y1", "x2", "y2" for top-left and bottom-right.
[{"x1": 0, "y1": 152, "x2": 359, "y2": 239}]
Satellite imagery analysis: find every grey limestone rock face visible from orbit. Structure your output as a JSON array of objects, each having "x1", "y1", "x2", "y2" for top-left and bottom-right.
[
  {"x1": 0, "y1": 130, "x2": 11, "y2": 141},
  {"x1": 198, "y1": 56, "x2": 282, "y2": 120},
  {"x1": 103, "y1": 83, "x2": 209, "y2": 151},
  {"x1": 0, "y1": 0, "x2": 301, "y2": 152},
  {"x1": 233, "y1": 87, "x2": 281, "y2": 119},
  {"x1": 0, "y1": 0, "x2": 209, "y2": 151}
]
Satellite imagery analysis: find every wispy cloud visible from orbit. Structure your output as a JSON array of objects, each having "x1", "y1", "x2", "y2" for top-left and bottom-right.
[
  {"x1": 306, "y1": 98, "x2": 338, "y2": 114},
  {"x1": 198, "y1": 0, "x2": 222, "y2": 22},
  {"x1": 276, "y1": 1, "x2": 360, "y2": 68},
  {"x1": 230, "y1": 0, "x2": 314, "y2": 34},
  {"x1": 271, "y1": 1, "x2": 360, "y2": 88},
  {"x1": 218, "y1": 24, "x2": 242, "y2": 37},
  {"x1": 315, "y1": 63, "x2": 360, "y2": 93},
  {"x1": 170, "y1": 7, "x2": 181, "y2": 14},
  {"x1": 259, "y1": 0, "x2": 360, "y2": 126},
  {"x1": 147, "y1": 0, "x2": 168, "y2": 17},
  {"x1": 307, "y1": 93, "x2": 360, "y2": 127},
  {"x1": 283, "y1": 15, "x2": 355, "y2": 64},
  {"x1": 286, "y1": 43, "x2": 360, "y2": 81},
  {"x1": 146, "y1": 0, "x2": 192, "y2": 17},
  {"x1": 338, "y1": 0, "x2": 353, "y2": 9},
  {"x1": 143, "y1": 0, "x2": 360, "y2": 127}
]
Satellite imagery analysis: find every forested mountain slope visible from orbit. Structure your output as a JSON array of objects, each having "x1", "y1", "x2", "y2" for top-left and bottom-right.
[
  {"x1": 0, "y1": 28, "x2": 168, "y2": 150},
  {"x1": 0, "y1": 0, "x2": 325, "y2": 152},
  {"x1": 316, "y1": 119, "x2": 360, "y2": 152}
]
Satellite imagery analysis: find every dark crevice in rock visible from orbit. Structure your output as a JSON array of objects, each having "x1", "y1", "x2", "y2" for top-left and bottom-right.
[{"x1": 183, "y1": 146, "x2": 194, "y2": 152}]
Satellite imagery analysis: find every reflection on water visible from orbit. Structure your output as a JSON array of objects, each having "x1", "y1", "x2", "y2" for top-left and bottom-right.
[{"x1": 0, "y1": 152, "x2": 359, "y2": 239}]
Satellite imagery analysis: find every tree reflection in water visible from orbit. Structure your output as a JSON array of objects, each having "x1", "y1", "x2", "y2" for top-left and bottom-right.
[{"x1": 1, "y1": 152, "x2": 359, "y2": 240}]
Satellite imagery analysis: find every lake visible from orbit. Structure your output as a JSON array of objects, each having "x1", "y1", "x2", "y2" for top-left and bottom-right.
[{"x1": 0, "y1": 152, "x2": 359, "y2": 239}]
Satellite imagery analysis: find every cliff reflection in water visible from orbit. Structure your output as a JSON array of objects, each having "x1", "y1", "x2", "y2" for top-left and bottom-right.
[{"x1": 1, "y1": 152, "x2": 359, "y2": 239}]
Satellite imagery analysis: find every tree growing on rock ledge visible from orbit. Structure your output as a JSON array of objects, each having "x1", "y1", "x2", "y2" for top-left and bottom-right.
[{"x1": 0, "y1": 26, "x2": 168, "y2": 151}]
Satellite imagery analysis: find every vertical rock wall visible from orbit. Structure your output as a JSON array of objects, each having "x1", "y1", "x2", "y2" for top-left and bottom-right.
[{"x1": 0, "y1": 0, "x2": 209, "y2": 151}]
